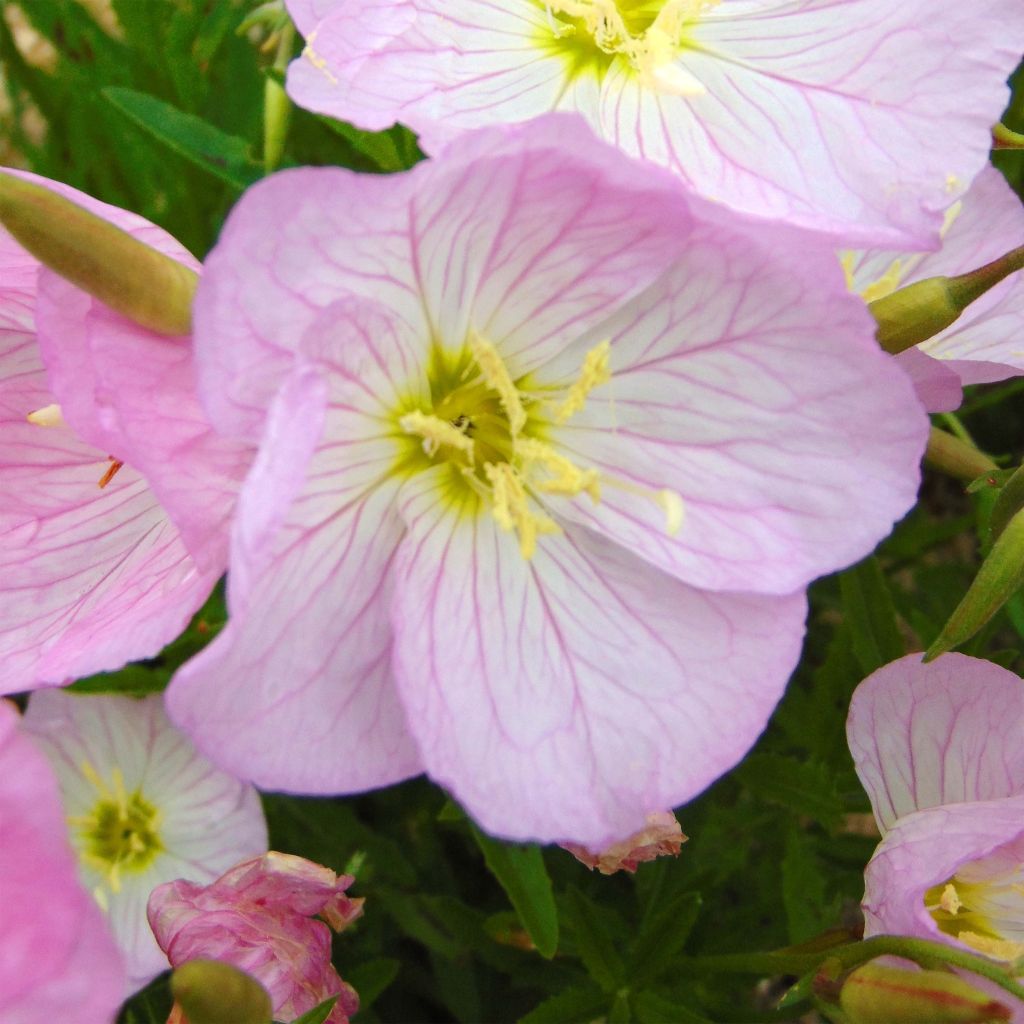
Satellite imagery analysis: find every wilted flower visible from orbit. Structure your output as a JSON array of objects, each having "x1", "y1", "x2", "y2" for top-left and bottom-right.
[
  {"x1": 167, "y1": 115, "x2": 927, "y2": 847},
  {"x1": 843, "y1": 167, "x2": 1024, "y2": 412},
  {"x1": 148, "y1": 852, "x2": 363, "y2": 1024},
  {"x1": 0, "y1": 699, "x2": 124, "y2": 1024},
  {"x1": 563, "y1": 811, "x2": 686, "y2": 874},
  {"x1": 284, "y1": 0, "x2": 1022, "y2": 244},
  {"x1": 22, "y1": 690, "x2": 268, "y2": 990},
  {"x1": 847, "y1": 653, "x2": 1024, "y2": 969},
  {"x1": 0, "y1": 171, "x2": 247, "y2": 694}
]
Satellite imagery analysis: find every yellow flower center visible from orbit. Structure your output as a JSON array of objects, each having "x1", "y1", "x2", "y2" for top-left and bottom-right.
[
  {"x1": 68, "y1": 760, "x2": 163, "y2": 904},
  {"x1": 397, "y1": 334, "x2": 682, "y2": 559},
  {"x1": 542, "y1": 0, "x2": 715, "y2": 94},
  {"x1": 925, "y1": 877, "x2": 1024, "y2": 964}
]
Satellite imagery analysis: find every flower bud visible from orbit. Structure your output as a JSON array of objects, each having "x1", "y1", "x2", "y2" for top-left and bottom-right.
[
  {"x1": 170, "y1": 959, "x2": 273, "y2": 1024},
  {"x1": 926, "y1": 504, "x2": 1024, "y2": 660},
  {"x1": 869, "y1": 246, "x2": 1024, "y2": 355},
  {"x1": 993, "y1": 123, "x2": 1024, "y2": 150},
  {"x1": 925, "y1": 427, "x2": 998, "y2": 485},
  {"x1": 0, "y1": 171, "x2": 197, "y2": 335},
  {"x1": 839, "y1": 962, "x2": 1011, "y2": 1023}
]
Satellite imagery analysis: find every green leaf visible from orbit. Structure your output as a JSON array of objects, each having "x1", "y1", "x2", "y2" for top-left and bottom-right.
[
  {"x1": 632, "y1": 990, "x2": 713, "y2": 1024},
  {"x1": 563, "y1": 886, "x2": 626, "y2": 991},
  {"x1": 288, "y1": 996, "x2": 337, "y2": 1024},
  {"x1": 318, "y1": 118, "x2": 422, "y2": 172},
  {"x1": 470, "y1": 825, "x2": 559, "y2": 958},
  {"x1": 839, "y1": 556, "x2": 905, "y2": 675},
  {"x1": 629, "y1": 891, "x2": 701, "y2": 988},
  {"x1": 343, "y1": 958, "x2": 399, "y2": 1010},
  {"x1": 781, "y1": 826, "x2": 828, "y2": 944},
  {"x1": 103, "y1": 86, "x2": 261, "y2": 189},
  {"x1": 518, "y1": 984, "x2": 609, "y2": 1024},
  {"x1": 735, "y1": 754, "x2": 844, "y2": 830}
]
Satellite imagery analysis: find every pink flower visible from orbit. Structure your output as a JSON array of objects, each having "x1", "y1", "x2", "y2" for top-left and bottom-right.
[
  {"x1": 22, "y1": 690, "x2": 268, "y2": 991},
  {"x1": 0, "y1": 172, "x2": 248, "y2": 694},
  {"x1": 842, "y1": 167, "x2": 1024, "y2": 412},
  {"x1": 847, "y1": 653, "x2": 1024, "y2": 969},
  {"x1": 167, "y1": 116, "x2": 927, "y2": 847},
  {"x1": 0, "y1": 699, "x2": 124, "y2": 1023},
  {"x1": 563, "y1": 811, "x2": 686, "y2": 874},
  {"x1": 283, "y1": 0, "x2": 1022, "y2": 245},
  {"x1": 148, "y1": 852, "x2": 363, "y2": 1024}
]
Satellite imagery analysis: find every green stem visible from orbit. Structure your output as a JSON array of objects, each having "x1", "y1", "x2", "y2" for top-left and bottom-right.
[
  {"x1": 939, "y1": 412, "x2": 975, "y2": 446},
  {"x1": 263, "y1": 21, "x2": 295, "y2": 174},
  {"x1": 676, "y1": 936, "x2": 1024, "y2": 1004}
]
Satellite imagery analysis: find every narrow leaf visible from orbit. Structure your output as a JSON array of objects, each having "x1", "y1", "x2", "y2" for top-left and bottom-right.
[
  {"x1": 564, "y1": 886, "x2": 626, "y2": 992},
  {"x1": 629, "y1": 891, "x2": 701, "y2": 988},
  {"x1": 518, "y1": 984, "x2": 608, "y2": 1024},
  {"x1": 471, "y1": 825, "x2": 559, "y2": 959},
  {"x1": 288, "y1": 996, "x2": 338, "y2": 1024},
  {"x1": 840, "y1": 556, "x2": 905, "y2": 674},
  {"x1": 735, "y1": 754, "x2": 844, "y2": 830}
]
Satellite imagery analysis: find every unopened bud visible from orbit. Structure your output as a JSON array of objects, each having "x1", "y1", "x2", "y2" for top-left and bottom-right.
[
  {"x1": 994, "y1": 123, "x2": 1024, "y2": 150},
  {"x1": 926, "y1": 504, "x2": 1024, "y2": 661},
  {"x1": 0, "y1": 171, "x2": 197, "y2": 335},
  {"x1": 925, "y1": 427, "x2": 998, "y2": 485},
  {"x1": 839, "y1": 962, "x2": 1011, "y2": 1023},
  {"x1": 170, "y1": 959, "x2": 273, "y2": 1024},
  {"x1": 870, "y1": 246, "x2": 1024, "y2": 355}
]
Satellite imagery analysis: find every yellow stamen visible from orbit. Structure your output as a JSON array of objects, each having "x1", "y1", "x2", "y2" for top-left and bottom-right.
[
  {"x1": 400, "y1": 410, "x2": 475, "y2": 462},
  {"x1": 656, "y1": 489, "x2": 686, "y2": 536},
  {"x1": 939, "y1": 883, "x2": 962, "y2": 915},
  {"x1": 97, "y1": 458, "x2": 123, "y2": 489},
  {"x1": 26, "y1": 402, "x2": 65, "y2": 428},
  {"x1": 517, "y1": 437, "x2": 600, "y2": 502},
  {"x1": 860, "y1": 259, "x2": 905, "y2": 303},
  {"x1": 553, "y1": 339, "x2": 611, "y2": 424},
  {"x1": 959, "y1": 931, "x2": 1024, "y2": 963},
  {"x1": 485, "y1": 461, "x2": 560, "y2": 559},
  {"x1": 468, "y1": 331, "x2": 527, "y2": 437}
]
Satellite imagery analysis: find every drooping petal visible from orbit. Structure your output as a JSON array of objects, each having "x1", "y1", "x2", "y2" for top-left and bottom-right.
[
  {"x1": 847, "y1": 653, "x2": 1024, "y2": 834},
  {"x1": 166, "y1": 354, "x2": 423, "y2": 792},
  {"x1": 284, "y1": 0, "x2": 1023, "y2": 244},
  {"x1": 22, "y1": 691, "x2": 268, "y2": 990},
  {"x1": 389, "y1": 465, "x2": 807, "y2": 846},
  {"x1": 193, "y1": 117, "x2": 694, "y2": 438},
  {"x1": 862, "y1": 794, "x2": 1024, "y2": 950},
  {"x1": 893, "y1": 348, "x2": 963, "y2": 414},
  {"x1": 0, "y1": 701, "x2": 125, "y2": 1024},
  {"x1": 532, "y1": 218, "x2": 927, "y2": 594}
]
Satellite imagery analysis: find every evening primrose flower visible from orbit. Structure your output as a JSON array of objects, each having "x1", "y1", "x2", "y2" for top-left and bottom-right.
[
  {"x1": 847, "y1": 654, "x2": 1024, "y2": 967},
  {"x1": 167, "y1": 116, "x2": 927, "y2": 847},
  {"x1": 0, "y1": 699, "x2": 125, "y2": 1024},
  {"x1": 149, "y1": 853, "x2": 362, "y2": 1024},
  {"x1": 843, "y1": 167, "x2": 1024, "y2": 413},
  {"x1": 283, "y1": 0, "x2": 1022, "y2": 245},
  {"x1": 22, "y1": 690, "x2": 268, "y2": 990},
  {"x1": 0, "y1": 172, "x2": 248, "y2": 694}
]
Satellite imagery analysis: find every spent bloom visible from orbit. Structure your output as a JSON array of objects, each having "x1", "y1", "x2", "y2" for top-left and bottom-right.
[
  {"x1": 148, "y1": 852, "x2": 362, "y2": 1024},
  {"x1": 563, "y1": 811, "x2": 686, "y2": 874},
  {"x1": 22, "y1": 690, "x2": 268, "y2": 990},
  {"x1": 284, "y1": 0, "x2": 1023, "y2": 244},
  {"x1": 167, "y1": 116, "x2": 928, "y2": 847},
  {"x1": 0, "y1": 171, "x2": 247, "y2": 694},
  {"x1": 847, "y1": 653, "x2": 1024, "y2": 967},
  {"x1": 843, "y1": 167, "x2": 1024, "y2": 413},
  {"x1": 0, "y1": 699, "x2": 124, "y2": 1024}
]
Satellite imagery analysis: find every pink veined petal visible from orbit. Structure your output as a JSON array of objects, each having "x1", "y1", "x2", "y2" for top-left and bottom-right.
[
  {"x1": 531, "y1": 218, "x2": 927, "y2": 594},
  {"x1": 193, "y1": 117, "x2": 695, "y2": 437},
  {"x1": 284, "y1": 0, "x2": 1023, "y2": 244},
  {"x1": 166, "y1": 360, "x2": 423, "y2": 792},
  {"x1": 389, "y1": 465, "x2": 807, "y2": 847},
  {"x1": 894, "y1": 347, "x2": 962, "y2": 414},
  {"x1": 847, "y1": 653, "x2": 1024, "y2": 834},
  {"x1": 0, "y1": 701, "x2": 125, "y2": 1024},
  {"x1": 284, "y1": 0, "x2": 344, "y2": 36},
  {"x1": 862, "y1": 794, "x2": 1024, "y2": 947}
]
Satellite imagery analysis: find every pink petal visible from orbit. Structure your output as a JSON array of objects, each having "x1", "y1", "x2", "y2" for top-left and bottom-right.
[
  {"x1": 166, "y1": 363, "x2": 422, "y2": 792},
  {"x1": 847, "y1": 653, "x2": 1024, "y2": 834},
  {"x1": 389, "y1": 465, "x2": 807, "y2": 846},
  {"x1": 894, "y1": 348, "x2": 963, "y2": 414},
  {"x1": 0, "y1": 701, "x2": 124, "y2": 1024}
]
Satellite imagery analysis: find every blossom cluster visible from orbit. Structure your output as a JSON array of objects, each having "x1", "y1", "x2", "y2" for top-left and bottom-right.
[{"x1": 2, "y1": 0, "x2": 1024, "y2": 1021}]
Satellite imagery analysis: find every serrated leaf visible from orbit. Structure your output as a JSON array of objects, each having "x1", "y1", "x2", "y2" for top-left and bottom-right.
[
  {"x1": 735, "y1": 754, "x2": 844, "y2": 829},
  {"x1": 839, "y1": 556, "x2": 905, "y2": 675},
  {"x1": 518, "y1": 984, "x2": 608, "y2": 1024},
  {"x1": 629, "y1": 891, "x2": 701, "y2": 988},
  {"x1": 103, "y1": 86, "x2": 261, "y2": 189},
  {"x1": 288, "y1": 996, "x2": 337, "y2": 1024},
  {"x1": 632, "y1": 990, "x2": 713, "y2": 1024},
  {"x1": 343, "y1": 958, "x2": 399, "y2": 1010},
  {"x1": 563, "y1": 887, "x2": 625, "y2": 992},
  {"x1": 471, "y1": 825, "x2": 559, "y2": 959}
]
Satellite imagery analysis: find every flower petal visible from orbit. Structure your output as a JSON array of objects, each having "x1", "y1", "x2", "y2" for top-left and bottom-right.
[
  {"x1": 847, "y1": 653, "x2": 1024, "y2": 834},
  {"x1": 894, "y1": 348, "x2": 963, "y2": 414},
  {"x1": 389, "y1": 466, "x2": 806, "y2": 846}
]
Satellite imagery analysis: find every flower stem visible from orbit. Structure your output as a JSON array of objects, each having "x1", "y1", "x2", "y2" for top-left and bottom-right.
[{"x1": 263, "y1": 21, "x2": 295, "y2": 174}]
